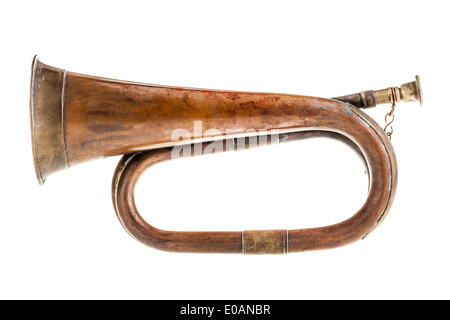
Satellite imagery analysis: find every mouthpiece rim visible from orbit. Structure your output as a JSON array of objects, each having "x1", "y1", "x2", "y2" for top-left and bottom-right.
[{"x1": 415, "y1": 75, "x2": 423, "y2": 106}]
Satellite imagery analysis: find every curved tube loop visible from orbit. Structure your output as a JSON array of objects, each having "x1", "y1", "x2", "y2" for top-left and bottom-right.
[{"x1": 112, "y1": 101, "x2": 397, "y2": 254}]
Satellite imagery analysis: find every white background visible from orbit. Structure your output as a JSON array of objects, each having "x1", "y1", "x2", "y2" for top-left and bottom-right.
[{"x1": 1, "y1": 1, "x2": 448, "y2": 300}]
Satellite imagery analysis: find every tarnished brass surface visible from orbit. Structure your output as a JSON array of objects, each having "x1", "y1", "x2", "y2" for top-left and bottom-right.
[
  {"x1": 242, "y1": 230, "x2": 288, "y2": 254},
  {"x1": 333, "y1": 90, "x2": 376, "y2": 109},
  {"x1": 374, "y1": 76, "x2": 423, "y2": 106},
  {"x1": 30, "y1": 56, "x2": 67, "y2": 184}
]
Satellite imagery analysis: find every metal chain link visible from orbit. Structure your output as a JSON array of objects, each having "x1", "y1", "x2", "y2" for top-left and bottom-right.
[{"x1": 383, "y1": 88, "x2": 398, "y2": 140}]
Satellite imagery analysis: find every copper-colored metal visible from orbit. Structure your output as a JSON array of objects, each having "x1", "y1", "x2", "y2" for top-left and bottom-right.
[
  {"x1": 30, "y1": 55, "x2": 422, "y2": 254},
  {"x1": 111, "y1": 114, "x2": 396, "y2": 253}
]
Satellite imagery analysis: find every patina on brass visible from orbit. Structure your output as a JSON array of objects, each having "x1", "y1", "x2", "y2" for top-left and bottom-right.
[
  {"x1": 374, "y1": 75, "x2": 423, "y2": 106},
  {"x1": 242, "y1": 230, "x2": 289, "y2": 254}
]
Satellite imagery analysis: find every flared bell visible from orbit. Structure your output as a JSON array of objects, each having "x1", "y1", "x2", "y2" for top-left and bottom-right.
[{"x1": 29, "y1": 55, "x2": 67, "y2": 184}]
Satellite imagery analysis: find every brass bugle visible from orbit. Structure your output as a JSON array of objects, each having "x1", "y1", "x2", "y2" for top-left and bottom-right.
[{"x1": 30, "y1": 55, "x2": 422, "y2": 254}]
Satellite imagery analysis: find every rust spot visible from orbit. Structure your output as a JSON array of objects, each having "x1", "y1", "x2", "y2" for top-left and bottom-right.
[
  {"x1": 183, "y1": 93, "x2": 193, "y2": 108},
  {"x1": 224, "y1": 92, "x2": 240, "y2": 101},
  {"x1": 239, "y1": 100, "x2": 257, "y2": 109},
  {"x1": 88, "y1": 124, "x2": 130, "y2": 134},
  {"x1": 87, "y1": 104, "x2": 135, "y2": 117}
]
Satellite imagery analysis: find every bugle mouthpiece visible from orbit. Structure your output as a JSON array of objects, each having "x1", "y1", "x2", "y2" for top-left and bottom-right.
[
  {"x1": 374, "y1": 75, "x2": 423, "y2": 106},
  {"x1": 334, "y1": 75, "x2": 423, "y2": 108}
]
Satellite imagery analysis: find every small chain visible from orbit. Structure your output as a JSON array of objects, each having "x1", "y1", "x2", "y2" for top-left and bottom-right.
[{"x1": 384, "y1": 88, "x2": 398, "y2": 140}]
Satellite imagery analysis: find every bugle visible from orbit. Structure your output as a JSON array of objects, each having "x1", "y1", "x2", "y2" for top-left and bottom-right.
[{"x1": 30, "y1": 55, "x2": 422, "y2": 254}]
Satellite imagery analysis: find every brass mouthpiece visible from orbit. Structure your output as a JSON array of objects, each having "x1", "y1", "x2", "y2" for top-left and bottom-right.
[
  {"x1": 374, "y1": 75, "x2": 423, "y2": 106},
  {"x1": 334, "y1": 75, "x2": 423, "y2": 108}
]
